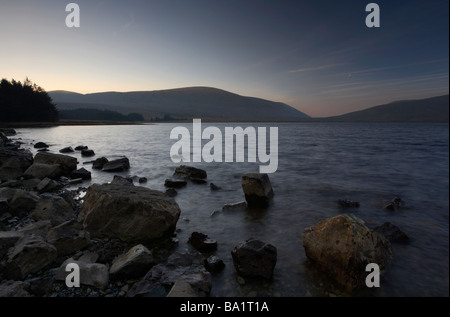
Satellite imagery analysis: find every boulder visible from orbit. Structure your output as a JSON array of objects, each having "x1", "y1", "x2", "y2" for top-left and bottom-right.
[
  {"x1": 81, "y1": 184, "x2": 181, "y2": 243},
  {"x1": 18, "y1": 220, "x2": 52, "y2": 239},
  {"x1": 36, "y1": 177, "x2": 62, "y2": 193},
  {"x1": 92, "y1": 157, "x2": 108, "y2": 170},
  {"x1": 55, "y1": 258, "x2": 109, "y2": 289},
  {"x1": 34, "y1": 152, "x2": 77, "y2": 175},
  {"x1": 110, "y1": 175, "x2": 133, "y2": 186},
  {"x1": 31, "y1": 194, "x2": 75, "y2": 226},
  {"x1": 173, "y1": 165, "x2": 207, "y2": 180},
  {"x1": 0, "y1": 231, "x2": 24, "y2": 260},
  {"x1": 222, "y1": 201, "x2": 247, "y2": 212},
  {"x1": 81, "y1": 149, "x2": 95, "y2": 157},
  {"x1": 0, "y1": 148, "x2": 33, "y2": 181},
  {"x1": 46, "y1": 220, "x2": 90, "y2": 256},
  {"x1": 373, "y1": 222, "x2": 409, "y2": 243},
  {"x1": 165, "y1": 188, "x2": 177, "y2": 197},
  {"x1": 23, "y1": 163, "x2": 63, "y2": 180},
  {"x1": 167, "y1": 279, "x2": 198, "y2": 297},
  {"x1": 0, "y1": 280, "x2": 31, "y2": 297},
  {"x1": 33, "y1": 142, "x2": 49, "y2": 149},
  {"x1": 127, "y1": 250, "x2": 211, "y2": 297},
  {"x1": 110, "y1": 244, "x2": 155, "y2": 279},
  {"x1": 102, "y1": 157, "x2": 130, "y2": 172},
  {"x1": 9, "y1": 189, "x2": 40, "y2": 214},
  {"x1": 241, "y1": 173, "x2": 274, "y2": 208},
  {"x1": 74, "y1": 145, "x2": 88, "y2": 151},
  {"x1": 71, "y1": 167, "x2": 91, "y2": 180},
  {"x1": 204, "y1": 255, "x2": 225, "y2": 274},
  {"x1": 302, "y1": 214, "x2": 392, "y2": 292},
  {"x1": 164, "y1": 179, "x2": 187, "y2": 188},
  {"x1": 188, "y1": 232, "x2": 217, "y2": 253},
  {"x1": 231, "y1": 238, "x2": 277, "y2": 279},
  {"x1": 59, "y1": 146, "x2": 74, "y2": 153},
  {"x1": 3, "y1": 235, "x2": 57, "y2": 280}
]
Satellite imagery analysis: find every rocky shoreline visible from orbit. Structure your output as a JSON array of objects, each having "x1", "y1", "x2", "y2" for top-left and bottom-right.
[{"x1": 1, "y1": 128, "x2": 410, "y2": 297}]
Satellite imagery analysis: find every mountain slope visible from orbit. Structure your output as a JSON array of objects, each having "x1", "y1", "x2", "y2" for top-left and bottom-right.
[
  {"x1": 325, "y1": 95, "x2": 449, "y2": 122},
  {"x1": 49, "y1": 87, "x2": 310, "y2": 121}
]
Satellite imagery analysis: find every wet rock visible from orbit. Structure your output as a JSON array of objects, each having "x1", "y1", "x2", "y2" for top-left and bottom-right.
[
  {"x1": 0, "y1": 280, "x2": 31, "y2": 297},
  {"x1": 0, "y1": 199, "x2": 9, "y2": 215},
  {"x1": 31, "y1": 194, "x2": 75, "y2": 226},
  {"x1": 384, "y1": 197, "x2": 403, "y2": 211},
  {"x1": 0, "y1": 231, "x2": 24, "y2": 259},
  {"x1": 138, "y1": 177, "x2": 147, "y2": 183},
  {"x1": 92, "y1": 157, "x2": 108, "y2": 170},
  {"x1": 0, "y1": 128, "x2": 16, "y2": 137},
  {"x1": 71, "y1": 167, "x2": 91, "y2": 180},
  {"x1": 46, "y1": 219, "x2": 91, "y2": 256},
  {"x1": 59, "y1": 146, "x2": 74, "y2": 153},
  {"x1": 302, "y1": 214, "x2": 392, "y2": 292},
  {"x1": 34, "y1": 152, "x2": 77, "y2": 175},
  {"x1": 23, "y1": 163, "x2": 63, "y2": 180},
  {"x1": 75, "y1": 145, "x2": 88, "y2": 151},
  {"x1": 33, "y1": 142, "x2": 49, "y2": 149},
  {"x1": 81, "y1": 149, "x2": 95, "y2": 157},
  {"x1": 173, "y1": 165, "x2": 207, "y2": 180},
  {"x1": 165, "y1": 188, "x2": 177, "y2": 197},
  {"x1": 338, "y1": 199, "x2": 360, "y2": 208},
  {"x1": 55, "y1": 258, "x2": 109, "y2": 290},
  {"x1": 241, "y1": 173, "x2": 274, "y2": 208},
  {"x1": 110, "y1": 175, "x2": 133, "y2": 186},
  {"x1": 102, "y1": 157, "x2": 130, "y2": 172},
  {"x1": 18, "y1": 220, "x2": 52, "y2": 238},
  {"x1": 188, "y1": 232, "x2": 217, "y2": 253},
  {"x1": 3, "y1": 235, "x2": 57, "y2": 280},
  {"x1": 164, "y1": 179, "x2": 187, "y2": 189},
  {"x1": 127, "y1": 250, "x2": 211, "y2": 297},
  {"x1": 36, "y1": 177, "x2": 62, "y2": 193},
  {"x1": 167, "y1": 279, "x2": 198, "y2": 297},
  {"x1": 9, "y1": 189, "x2": 40, "y2": 215},
  {"x1": 222, "y1": 201, "x2": 247, "y2": 212},
  {"x1": 204, "y1": 255, "x2": 225, "y2": 274},
  {"x1": 209, "y1": 183, "x2": 221, "y2": 191},
  {"x1": 231, "y1": 238, "x2": 277, "y2": 279},
  {"x1": 0, "y1": 148, "x2": 33, "y2": 181},
  {"x1": 190, "y1": 178, "x2": 207, "y2": 184},
  {"x1": 373, "y1": 222, "x2": 409, "y2": 243},
  {"x1": 27, "y1": 275, "x2": 55, "y2": 296},
  {"x1": 81, "y1": 184, "x2": 181, "y2": 244},
  {"x1": 110, "y1": 244, "x2": 155, "y2": 280}
]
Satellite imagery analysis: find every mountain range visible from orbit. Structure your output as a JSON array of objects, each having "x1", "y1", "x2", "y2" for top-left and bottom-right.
[
  {"x1": 49, "y1": 87, "x2": 309, "y2": 121},
  {"x1": 49, "y1": 87, "x2": 449, "y2": 122}
]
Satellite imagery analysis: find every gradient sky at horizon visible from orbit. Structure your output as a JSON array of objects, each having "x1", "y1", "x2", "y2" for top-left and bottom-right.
[{"x1": 1, "y1": 0, "x2": 448, "y2": 117}]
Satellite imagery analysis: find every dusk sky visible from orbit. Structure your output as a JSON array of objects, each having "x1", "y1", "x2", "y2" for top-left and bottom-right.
[{"x1": 1, "y1": 0, "x2": 448, "y2": 117}]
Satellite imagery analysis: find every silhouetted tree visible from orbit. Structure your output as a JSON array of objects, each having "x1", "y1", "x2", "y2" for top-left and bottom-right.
[{"x1": 0, "y1": 78, "x2": 59, "y2": 122}]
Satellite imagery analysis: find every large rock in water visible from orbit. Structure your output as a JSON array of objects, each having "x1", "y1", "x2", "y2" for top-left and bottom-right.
[
  {"x1": 241, "y1": 173, "x2": 274, "y2": 208},
  {"x1": 302, "y1": 214, "x2": 392, "y2": 292},
  {"x1": 101, "y1": 157, "x2": 130, "y2": 172},
  {"x1": 231, "y1": 238, "x2": 277, "y2": 279},
  {"x1": 81, "y1": 184, "x2": 181, "y2": 243},
  {"x1": 33, "y1": 152, "x2": 77, "y2": 175}
]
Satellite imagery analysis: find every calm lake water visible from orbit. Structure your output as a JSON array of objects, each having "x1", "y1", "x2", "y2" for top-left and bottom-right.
[{"x1": 14, "y1": 122, "x2": 449, "y2": 297}]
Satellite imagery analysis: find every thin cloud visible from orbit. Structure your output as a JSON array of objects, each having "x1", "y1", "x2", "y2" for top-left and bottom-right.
[{"x1": 288, "y1": 63, "x2": 342, "y2": 73}]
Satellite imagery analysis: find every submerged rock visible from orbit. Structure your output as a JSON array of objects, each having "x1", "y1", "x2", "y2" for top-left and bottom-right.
[
  {"x1": 373, "y1": 222, "x2": 409, "y2": 243},
  {"x1": 59, "y1": 146, "x2": 74, "y2": 153},
  {"x1": 81, "y1": 149, "x2": 95, "y2": 157},
  {"x1": 302, "y1": 214, "x2": 392, "y2": 292},
  {"x1": 188, "y1": 232, "x2": 217, "y2": 253},
  {"x1": 338, "y1": 199, "x2": 360, "y2": 208},
  {"x1": 92, "y1": 157, "x2": 108, "y2": 170},
  {"x1": 231, "y1": 238, "x2": 277, "y2": 279},
  {"x1": 164, "y1": 179, "x2": 187, "y2": 189},
  {"x1": 102, "y1": 157, "x2": 130, "y2": 172},
  {"x1": 241, "y1": 173, "x2": 274, "y2": 208},
  {"x1": 173, "y1": 165, "x2": 207, "y2": 180}
]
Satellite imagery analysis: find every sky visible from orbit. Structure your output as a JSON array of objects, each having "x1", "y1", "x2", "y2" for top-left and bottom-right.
[{"x1": 0, "y1": 0, "x2": 448, "y2": 117}]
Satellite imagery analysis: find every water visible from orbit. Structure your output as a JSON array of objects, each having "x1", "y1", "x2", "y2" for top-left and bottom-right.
[{"x1": 13, "y1": 122, "x2": 449, "y2": 297}]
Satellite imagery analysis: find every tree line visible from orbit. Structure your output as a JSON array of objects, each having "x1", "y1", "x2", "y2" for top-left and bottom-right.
[
  {"x1": 59, "y1": 108, "x2": 144, "y2": 122},
  {"x1": 0, "y1": 78, "x2": 59, "y2": 122}
]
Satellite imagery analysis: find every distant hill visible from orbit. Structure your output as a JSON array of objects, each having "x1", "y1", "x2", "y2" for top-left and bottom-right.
[
  {"x1": 49, "y1": 87, "x2": 310, "y2": 121},
  {"x1": 324, "y1": 95, "x2": 449, "y2": 122}
]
